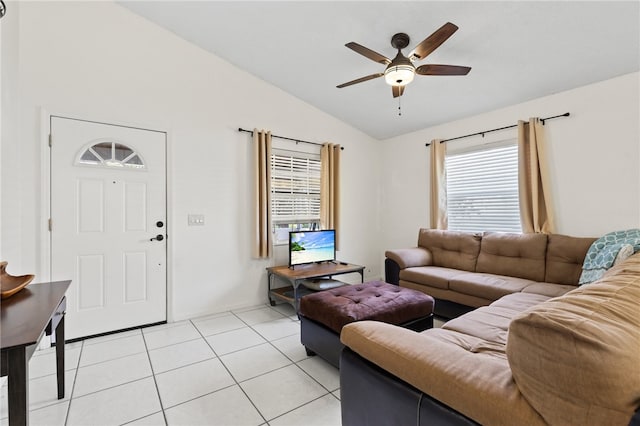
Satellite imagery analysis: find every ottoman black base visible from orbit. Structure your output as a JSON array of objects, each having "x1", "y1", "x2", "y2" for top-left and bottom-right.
[{"x1": 300, "y1": 313, "x2": 433, "y2": 368}]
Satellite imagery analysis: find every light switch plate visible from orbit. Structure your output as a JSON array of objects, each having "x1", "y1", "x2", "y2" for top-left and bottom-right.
[{"x1": 188, "y1": 214, "x2": 205, "y2": 226}]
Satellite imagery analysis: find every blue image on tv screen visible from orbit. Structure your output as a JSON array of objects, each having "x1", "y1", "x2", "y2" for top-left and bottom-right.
[{"x1": 289, "y1": 230, "x2": 336, "y2": 266}]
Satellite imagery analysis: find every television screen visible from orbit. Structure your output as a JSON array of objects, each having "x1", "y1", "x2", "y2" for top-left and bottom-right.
[{"x1": 289, "y1": 230, "x2": 336, "y2": 267}]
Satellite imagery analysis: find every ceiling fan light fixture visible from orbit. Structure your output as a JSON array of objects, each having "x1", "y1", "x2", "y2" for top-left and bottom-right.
[
  {"x1": 337, "y1": 23, "x2": 469, "y2": 97},
  {"x1": 384, "y1": 64, "x2": 415, "y2": 86}
]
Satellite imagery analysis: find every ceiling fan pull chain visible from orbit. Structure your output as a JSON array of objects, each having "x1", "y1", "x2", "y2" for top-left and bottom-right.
[{"x1": 398, "y1": 95, "x2": 402, "y2": 116}]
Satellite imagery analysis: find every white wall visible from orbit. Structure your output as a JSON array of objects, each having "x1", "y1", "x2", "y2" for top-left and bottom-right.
[
  {"x1": 1, "y1": 1, "x2": 21, "y2": 270},
  {"x1": 380, "y1": 72, "x2": 640, "y2": 257},
  {"x1": 4, "y1": 1, "x2": 382, "y2": 321},
  {"x1": 4, "y1": 1, "x2": 638, "y2": 323}
]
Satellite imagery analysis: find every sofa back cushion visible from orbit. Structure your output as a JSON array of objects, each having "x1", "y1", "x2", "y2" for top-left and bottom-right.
[
  {"x1": 417, "y1": 229, "x2": 481, "y2": 272},
  {"x1": 507, "y1": 253, "x2": 640, "y2": 425},
  {"x1": 544, "y1": 234, "x2": 596, "y2": 285},
  {"x1": 476, "y1": 232, "x2": 547, "y2": 281}
]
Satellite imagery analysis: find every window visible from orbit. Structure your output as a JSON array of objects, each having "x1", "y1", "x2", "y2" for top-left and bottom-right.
[
  {"x1": 446, "y1": 142, "x2": 522, "y2": 233},
  {"x1": 271, "y1": 150, "x2": 321, "y2": 244},
  {"x1": 77, "y1": 141, "x2": 145, "y2": 169}
]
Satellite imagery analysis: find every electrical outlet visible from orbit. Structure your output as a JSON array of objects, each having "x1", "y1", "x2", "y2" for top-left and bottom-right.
[{"x1": 188, "y1": 214, "x2": 205, "y2": 226}]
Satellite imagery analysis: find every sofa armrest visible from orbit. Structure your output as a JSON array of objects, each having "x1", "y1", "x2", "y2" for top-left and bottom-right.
[
  {"x1": 385, "y1": 258, "x2": 401, "y2": 285},
  {"x1": 340, "y1": 347, "x2": 478, "y2": 426},
  {"x1": 341, "y1": 321, "x2": 545, "y2": 426},
  {"x1": 385, "y1": 247, "x2": 432, "y2": 269}
]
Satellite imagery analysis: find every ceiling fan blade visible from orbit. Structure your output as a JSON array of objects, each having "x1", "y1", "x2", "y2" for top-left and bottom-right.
[
  {"x1": 416, "y1": 64, "x2": 471, "y2": 76},
  {"x1": 392, "y1": 85, "x2": 405, "y2": 98},
  {"x1": 409, "y1": 22, "x2": 458, "y2": 61},
  {"x1": 337, "y1": 73, "x2": 384, "y2": 88},
  {"x1": 345, "y1": 42, "x2": 391, "y2": 65}
]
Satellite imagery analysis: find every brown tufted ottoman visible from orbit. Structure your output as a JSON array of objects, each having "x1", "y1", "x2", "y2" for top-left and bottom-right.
[{"x1": 298, "y1": 280, "x2": 434, "y2": 368}]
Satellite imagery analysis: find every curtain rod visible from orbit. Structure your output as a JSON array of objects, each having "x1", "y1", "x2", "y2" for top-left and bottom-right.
[
  {"x1": 238, "y1": 128, "x2": 344, "y2": 150},
  {"x1": 425, "y1": 112, "x2": 570, "y2": 146}
]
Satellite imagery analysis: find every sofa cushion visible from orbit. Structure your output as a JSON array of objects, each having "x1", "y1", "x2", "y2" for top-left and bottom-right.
[
  {"x1": 476, "y1": 232, "x2": 547, "y2": 281},
  {"x1": 489, "y1": 291, "x2": 551, "y2": 311},
  {"x1": 545, "y1": 234, "x2": 596, "y2": 285},
  {"x1": 417, "y1": 229, "x2": 481, "y2": 272},
  {"x1": 399, "y1": 283, "x2": 493, "y2": 309},
  {"x1": 507, "y1": 253, "x2": 640, "y2": 425},
  {"x1": 449, "y1": 272, "x2": 536, "y2": 300},
  {"x1": 442, "y1": 293, "x2": 550, "y2": 350},
  {"x1": 521, "y1": 282, "x2": 576, "y2": 297},
  {"x1": 399, "y1": 266, "x2": 467, "y2": 290}
]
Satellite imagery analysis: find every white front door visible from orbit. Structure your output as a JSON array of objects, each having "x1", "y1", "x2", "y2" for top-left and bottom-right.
[{"x1": 50, "y1": 116, "x2": 167, "y2": 339}]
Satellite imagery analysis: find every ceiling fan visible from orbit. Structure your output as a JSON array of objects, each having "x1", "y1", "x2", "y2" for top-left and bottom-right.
[{"x1": 337, "y1": 22, "x2": 471, "y2": 98}]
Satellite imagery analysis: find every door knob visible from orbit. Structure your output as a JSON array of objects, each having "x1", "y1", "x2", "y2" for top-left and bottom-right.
[{"x1": 150, "y1": 234, "x2": 164, "y2": 241}]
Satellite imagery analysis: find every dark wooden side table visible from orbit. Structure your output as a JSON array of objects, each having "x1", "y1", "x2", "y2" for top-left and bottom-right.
[{"x1": 1, "y1": 280, "x2": 71, "y2": 426}]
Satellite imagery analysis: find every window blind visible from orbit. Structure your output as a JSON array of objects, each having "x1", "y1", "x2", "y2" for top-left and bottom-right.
[
  {"x1": 446, "y1": 144, "x2": 522, "y2": 233},
  {"x1": 271, "y1": 152, "x2": 321, "y2": 224}
]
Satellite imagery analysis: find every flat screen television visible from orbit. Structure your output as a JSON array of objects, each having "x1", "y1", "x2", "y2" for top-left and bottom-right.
[{"x1": 289, "y1": 230, "x2": 336, "y2": 267}]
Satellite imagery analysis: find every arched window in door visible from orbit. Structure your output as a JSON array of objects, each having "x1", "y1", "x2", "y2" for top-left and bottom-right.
[{"x1": 76, "y1": 141, "x2": 145, "y2": 169}]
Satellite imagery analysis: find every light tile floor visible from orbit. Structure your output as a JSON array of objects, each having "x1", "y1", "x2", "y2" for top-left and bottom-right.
[{"x1": 0, "y1": 303, "x2": 344, "y2": 426}]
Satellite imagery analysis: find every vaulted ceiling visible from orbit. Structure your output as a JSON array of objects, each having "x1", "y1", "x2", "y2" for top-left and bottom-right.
[{"x1": 120, "y1": 1, "x2": 640, "y2": 140}]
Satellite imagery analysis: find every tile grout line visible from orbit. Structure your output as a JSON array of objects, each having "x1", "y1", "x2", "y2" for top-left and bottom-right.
[
  {"x1": 64, "y1": 350, "x2": 154, "y2": 399},
  {"x1": 194, "y1": 316, "x2": 269, "y2": 425},
  {"x1": 261, "y1": 306, "x2": 341, "y2": 400},
  {"x1": 146, "y1": 321, "x2": 259, "y2": 411},
  {"x1": 62, "y1": 376, "x2": 155, "y2": 406},
  {"x1": 63, "y1": 339, "x2": 84, "y2": 426},
  {"x1": 158, "y1": 383, "x2": 237, "y2": 412},
  {"x1": 64, "y1": 334, "x2": 160, "y2": 399},
  {"x1": 238, "y1": 306, "x2": 338, "y2": 421},
  {"x1": 140, "y1": 327, "x2": 169, "y2": 426},
  {"x1": 143, "y1": 335, "x2": 203, "y2": 352},
  {"x1": 291, "y1": 360, "x2": 340, "y2": 395},
  {"x1": 76, "y1": 350, "x2": 148, "y2": 370},
  {"x1": 0, "y1": 347, "x2": 81, "y2": 419},
  {"x1": 266, "y1": 392, "x2": 337, "y2": 424},
  {"x1": 80, "y1": 329, "x2": 142, "y2": 347},
  {"x1": 58, "y1": 343, "x2": 155, "y2": 402},
  {"x1": 244, "y1": 306, "x2": 301, "y2": 359},
  {"x1": 15, "y1": 304, "x2": 337, "y2": 425},
  {"x1": 247, "y1": 305, "x2": 342, "y2": 423}
]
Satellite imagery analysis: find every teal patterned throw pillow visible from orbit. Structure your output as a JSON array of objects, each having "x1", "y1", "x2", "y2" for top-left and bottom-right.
[{"x1": 579, "y1": 229, "x2": 640, "y2": 285}]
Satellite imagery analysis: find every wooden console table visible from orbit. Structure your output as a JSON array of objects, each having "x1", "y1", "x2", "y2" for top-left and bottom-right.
[
  {"x1": 266, "y1": 262, "x2": 364, "y2": 310},
  {"x1": 1, "y1": 280, "x2": 70, "y2": 426}
]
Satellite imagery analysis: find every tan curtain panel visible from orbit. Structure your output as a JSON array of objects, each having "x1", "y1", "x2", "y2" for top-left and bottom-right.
[
  {"x1": 321, "y1": 143, "x2": 341, "y2": 249},
  {"x1": 252, "y1": 129, "x2": 272, "y2": 258},
  {"x1": 429, "y1": 139, "x2": 447, "y2": 230},
  {"x1": 518, "y1": 118, "x2": 555, "y2": 234}
]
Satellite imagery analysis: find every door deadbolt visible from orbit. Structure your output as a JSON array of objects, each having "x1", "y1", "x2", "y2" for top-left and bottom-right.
[
  {"x1": 150, "y1": 234, "x2": 164, "y2": 241},
  {"x1": 156, "y1": 221, "x2": 164, "y2": 228}
]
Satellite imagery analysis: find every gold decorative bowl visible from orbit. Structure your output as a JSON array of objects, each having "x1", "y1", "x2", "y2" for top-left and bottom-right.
[{"x1": 0, "y1": 261, "x2": 35, "y2": 299}]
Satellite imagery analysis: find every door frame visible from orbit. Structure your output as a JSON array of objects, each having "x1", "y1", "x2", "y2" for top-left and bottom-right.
[{"x1": 40, "y1": 107, "x2": 174, "y2": 323}]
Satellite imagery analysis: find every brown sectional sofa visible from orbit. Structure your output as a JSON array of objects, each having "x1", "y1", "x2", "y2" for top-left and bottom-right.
[
  {"x1": 385, "y1": 229, "x2": 596, "y2": 317},
  {"x1": 340, "y1": 250, "x2": 640, "y2": 425}
]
